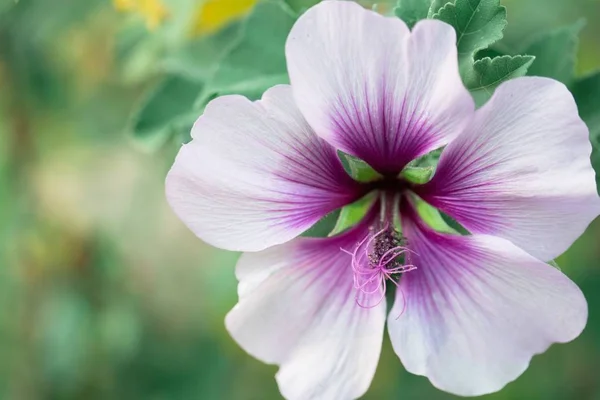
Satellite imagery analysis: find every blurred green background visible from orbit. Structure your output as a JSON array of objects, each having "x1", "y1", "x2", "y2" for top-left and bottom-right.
[{"x1": 1, "y1": 0, "x2": 600, "y2": 399}]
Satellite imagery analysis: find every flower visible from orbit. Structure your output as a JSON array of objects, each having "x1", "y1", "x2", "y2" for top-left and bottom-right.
[
  {"x1": 165, "y1": 1, "x2": 600, "y2": 399},
  {"x1": 191, "y1": 0, "x2": 258, "y2": 35}
]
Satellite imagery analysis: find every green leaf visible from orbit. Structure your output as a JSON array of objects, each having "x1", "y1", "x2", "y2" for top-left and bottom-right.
[
  {"x1": 205, "y1": 1, "x2": 295, "y2": 96},
  {"x1": 466, "y1": 55, "x2": 535, "y2": 106},
  {"x1": 572, "y1": 71, "x2": 600, "y2": 192},
  {"x1": 193, "y1": 75, "x2": 287, "y2": 117},
  {"x1": 115, "y1": 22, "x2": 164, "y2": 84},
  {"x1": 161, "y1": 22, "x2": 243, "y2": 82},
  {"x1": 428, "y1": 0, "x2": 450, "y2": 17},
  {"x1": 475, "y1": 46, "x2": 505, "y2": 60},
  {"x1": 434, "y1": 0, "x2": 507, "y2": 77},
  {"x1": 198, "y1": 74, "x2": 289, "y2": 105},
  {"x1": 572, "y1": 72, "x2": 600, "y2": 137},
  {"x1": 525, "y1": 20, "x2": 585, "y2": 85},
  {"x1": 394, "y1": 0, "x2": 431, "y2": 28},
  {"x1": 329, "y1": 192, "x2": 378, "y2": 236},
  {"x1": 342, "y1": 154, "x2": 383, "y2": 183},
  {"x1": 282, "y1": 0, "x2": 320, "y2": 13},
  {"x1": 401, "y1": 166, "x2": 434, "y2": 184},
  {"x1": 128, "y1": 75, "x2": 204, "y2": 151},
  {"x1": 0, "y1": 0, "x2": 15, "y2": 14}
]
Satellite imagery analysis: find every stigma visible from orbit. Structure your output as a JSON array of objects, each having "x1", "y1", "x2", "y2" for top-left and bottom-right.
[{"x1": 342, "y1": 224, "x2": 416, "y2": 308}]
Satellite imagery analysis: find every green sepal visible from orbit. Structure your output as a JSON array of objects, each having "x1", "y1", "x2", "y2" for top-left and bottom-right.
[
  {"x1": 411, "y1": 195, "x2": 470, "y2": 235},
  {"x1": 440, "y1": 213, "x2": 470, "y2": 235},
  {"x1": 341, "y1": 153, "x2": 383, "y2": 183},
  {"x1": 329, "y1": 192, "x2": 378, "y2": 236},
  {"x1": 411, "y1": 148, "x2": 443, "y2": 169},
  {"x1": 413, "y1": 197, "x2": 458, "y2": 234},
  {"x1": 300, "y1": 210, "x2": 340, "y2": 238},
  {"x1": 401, "y1": 166, "x2": 434, "y2": 184}
]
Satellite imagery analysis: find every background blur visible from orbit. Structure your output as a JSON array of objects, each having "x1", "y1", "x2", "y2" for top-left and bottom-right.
[{"x1": 1, "y1": 0, "x2": 600, "y2": 399}]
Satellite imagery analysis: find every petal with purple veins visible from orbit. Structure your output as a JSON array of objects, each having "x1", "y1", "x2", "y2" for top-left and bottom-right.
[
  {"x1": 387, "y1": 208, "x2": 588, "y2": 396},
  {"x1": 226, "y1": 220, "x2": 385, "y2": 400},
  {"x1": 166, "y1": 85, "x2": 361, "y2": 252},
  {"x1": 285, "y1": 1, "x2": 474, "y2": 174},
  {"x1": 418, "y1": 76, "x2": 600, "y2": 261}
]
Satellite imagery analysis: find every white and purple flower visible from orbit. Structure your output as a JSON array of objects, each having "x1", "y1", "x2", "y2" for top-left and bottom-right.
[{"x1": 166, "y1": 1, "x2": 600, "y2": 399}]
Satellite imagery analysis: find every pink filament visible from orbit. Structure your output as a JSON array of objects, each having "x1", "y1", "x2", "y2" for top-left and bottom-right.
[{"x1": 341, "y1": 228, "x2": 417, "y2": 309}]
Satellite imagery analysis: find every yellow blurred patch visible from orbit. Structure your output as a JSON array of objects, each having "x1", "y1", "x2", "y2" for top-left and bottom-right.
[
  {"x1": 192, "y1": 0, "x2": 258, "y2": 35},
  {"x1": 113, "y1": 0, "x2": 169, "y2": 30}
]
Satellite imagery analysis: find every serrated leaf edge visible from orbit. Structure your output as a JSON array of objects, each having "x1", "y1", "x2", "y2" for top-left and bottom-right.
[{"x1": 470, "y1": 54, "x2": 535, "y2": 91}]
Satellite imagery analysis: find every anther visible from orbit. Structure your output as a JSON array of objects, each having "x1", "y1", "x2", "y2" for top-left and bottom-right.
[{"x1": 342, "y1": 225, "x2": 416, "y2": 308}]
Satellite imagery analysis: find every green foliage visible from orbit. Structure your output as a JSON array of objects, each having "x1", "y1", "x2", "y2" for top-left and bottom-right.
[
  {"x1": 114, "y1": 22, "x2": 162, "y2": 84},
  {"x1": 0, "y1": 0, "x2": 13, "y2": 14},
  {"x1": 475, "y1": 46, "x2": 505, "y2": 60},
  {"x1": 429, "y1": 0, "x2": 536, "y2": 105},
  {"x1": 525, "y1": 20, "x2": 585, "y2": 85},
  {"x1": 128, "y1": 75, "x2": 204, "y2": 151},
  {"x1": 128, "y1": 0, "x2": 296, "y2": 149},
  {"x1": 282, "y1": 0, "x2": 320, "y2": 13},
  {"x1": 394, "y1": 0, "x2": 430, "y2": 28},
  {"x1": 572, "y1": 71, "x2": 600, "y2": 192},
  {"x1": 427, "y1": 0, "x2": 450, "y2": 17},
  {"x1": 161, "y1": 22, "x2": 244, "y2": 82},
  {"x1": 572, "y1": 72, "x2": 600, "y2": 138},
  {"x1": 433, "y1": 0, "x2": 507, "y2": 77},
  {"x1": 201, "y1": 1, "x2": 294, "y2": 100},
  {"x1": 467, "y1": 55, "x2": 535, "y2": 106},
  {"x1": 39, "y1": 290, "x2": 93, "y2": 387}
]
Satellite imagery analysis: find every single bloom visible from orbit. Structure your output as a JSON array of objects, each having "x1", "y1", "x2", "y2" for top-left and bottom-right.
[{"x1": 166, "y1": 1, "x2": 600, "y2": 399}]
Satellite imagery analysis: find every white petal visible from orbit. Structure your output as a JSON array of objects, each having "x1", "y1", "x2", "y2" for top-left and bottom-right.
[
  {"x1": 166, "y1": 85, "x2": 361, "y2": 252},
  {"x1": 388, "y1": 211, "x2": 588, "y2": 396},
  {"x1": 286, "y1": 1, "x2": 474, "y2": 174},
  {"x1": 226, "y1": 227, "x2": 385, "y2": 400},
  {"x1": 419, "y1": 77, "x2": 600, "y2": 260}
]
